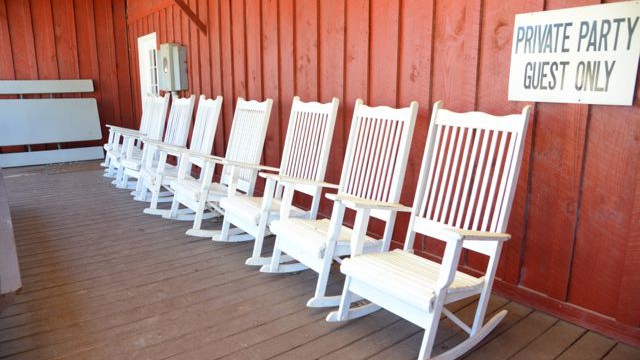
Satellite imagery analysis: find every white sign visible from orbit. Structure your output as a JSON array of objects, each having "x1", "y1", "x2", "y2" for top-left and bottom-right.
[{"x1": 508, "y1": 1, "x2": 640, "y2": 105}]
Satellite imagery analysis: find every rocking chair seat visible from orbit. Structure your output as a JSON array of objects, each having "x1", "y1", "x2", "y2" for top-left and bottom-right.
[
  {"x1": 220, "y1": 195, "x2": 307, "y2": 225},
  {"x1": 106, "y1": 147, "x2": 143, "y2": 162},
  {"x1": 342, "y1": 249, "x2": 485, "y2": 310},
  {"x1": 169, "y1": 178, "x2": 228, "y2": 202},
  {"x1": 271, "y1": 218, "x2": 380, "y2": 258},
  {"x1": 139, "y1": 163, "x2": 178, "y2": 183}
]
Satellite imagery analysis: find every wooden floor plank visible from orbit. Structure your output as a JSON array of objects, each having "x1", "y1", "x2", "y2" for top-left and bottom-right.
[
  {"x1": 0, "y1": 162, "x2": 637, "y2": 360},
  {"x1": 602, "y1": 343, "x2": 640, "y2": 360},
  {"x1": 510, "y1": 320, "x2": 586, "y2": 360},
  {"x1": 555, "y1": 331, "x2": 617, "y2": 360},
  {"x1": 313, "y1": 297, "x2": 481, "y2": 360},
  {"x1": 463, "y1": 310, "x2": 557, "y2": 360}
]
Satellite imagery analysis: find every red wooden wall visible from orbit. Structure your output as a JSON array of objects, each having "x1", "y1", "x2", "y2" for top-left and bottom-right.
[
  {"x1": 0, "y1": 0, "x2": 134, "y2": 153},
  {"x1": 125, "y1": 0, "x2": 640, "y2": 345}
]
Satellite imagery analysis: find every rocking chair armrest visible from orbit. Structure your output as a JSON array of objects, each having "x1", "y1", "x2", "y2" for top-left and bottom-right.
[
  {"x1": 183, "y1": 152, "x2": 225, "y2": 164},
  {"x1": 451, "y1": 229, "x2": 511, "y2": 242},
  {"x1": 259, "y1": 173, "x2": 340, "y2": 189},
  {"x1": 141, "y1": 138, "x2": 188, "y2": 156},
  {"x1": 325, "y1": 193, "x2": 413, "y2": 212},
  {"x1": 107, "y1": 125, "x2": 145, "y2": 138},
  {"x1": 420, "y1": 220, "x2": 511, "y2": 243},
  {"x1": 224, "y1": 159, "x2": 280, "y2": 172}
]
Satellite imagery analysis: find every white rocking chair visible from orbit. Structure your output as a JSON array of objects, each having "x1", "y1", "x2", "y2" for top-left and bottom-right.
[
  {"x1": 326, "y1": 101, "x2": 532, "y2": 360},
  {"x1": 103, "y1": 94, "x2": 170, "y2": 180},
  {"x1": 218, "y1": 97, "x2": 339, "y2": 264},
  {"x1": 136, "y1": 95, "x2": 223, "y2": 213},
  {"x1": 117, "y1": 95, "x2": 195, "y2": 190},
  {"x1": 167, "y1": 97, "x2": 273, "y2": 238},
  {"x1": 260, "y1": 99, "x2": 419, "y2": 309}
]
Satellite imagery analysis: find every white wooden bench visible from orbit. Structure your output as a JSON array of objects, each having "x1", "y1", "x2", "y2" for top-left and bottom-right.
[{"x1": 0, "y1": 80, "x2": 103, "y2": 167}]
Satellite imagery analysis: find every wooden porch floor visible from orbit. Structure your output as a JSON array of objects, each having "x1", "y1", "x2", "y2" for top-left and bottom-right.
[{"x1": 0, "y1": 161, "x2": 638, "y2": 360}]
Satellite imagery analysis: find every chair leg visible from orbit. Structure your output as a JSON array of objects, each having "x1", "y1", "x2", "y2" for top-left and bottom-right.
[
  {"x1": 105, "y1": 160, "x2": 116, "y2": 178},
  {"x1": 246, "y1": 218, "x2": 268, "y2": 265},
  {"x1": 219, "y1": 218, "x2": 230, "y2": 241},
  {"x1": 133, "y1": 178, "x2": 146, "y2": 200},
  {"x1": 192, "y1": 201, "x2": 206, "y2": 229},
  {"x1": 167, "y1": 198, "x2": 181, "y2": 219},
  {"x1": 332, "y1": 277, "x2": 353, "y2": 320},
  {"x1": 265, "y1": 236, "x2": 282, "y2": 272},
  {"x1": 431, "y1": 310, "x2": 507, "y2": 360},
  {"x1": 114, "y1": 166, "x2": 125, "y2": 187},
  {"x1": 145, "y1": 182, "x2": 161, "y2": 208},
  {"x1": 418, "y1": 311, "x2": 440, "y2": 360},
  {"x1": 306, "y1": 246, "x2": 340, "y2": 308}
]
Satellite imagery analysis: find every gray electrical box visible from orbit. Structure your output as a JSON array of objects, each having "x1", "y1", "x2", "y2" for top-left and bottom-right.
[{"x1": 158, "y1": 43, "x2": 188, "y2": 91}]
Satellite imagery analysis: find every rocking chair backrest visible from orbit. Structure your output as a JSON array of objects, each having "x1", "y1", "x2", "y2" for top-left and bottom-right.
[
  {"x1": 220, "y1": 98, "x2": 273, "y2": 195},
  {"x1": 137, "y1": 97, "x2": 154, "y2": 135},
  {"x1": 189, "y1": 95, "x2": 223, "y2": 154},
  {"x1": 338, "y1": 99, "x2": 418, "y2": 221},
  {"x1": 409, "y1": 101, "x2": 531, "y2": 256},
  {"x1": 162, "y1": 95, "x2": 196, "y2": 146},
  {"x1": 279, "y1": 96, "x2": 339, "y2": 196},
  {"x1": 143, "y1": 93, "x2": 171, "y2": 141}
]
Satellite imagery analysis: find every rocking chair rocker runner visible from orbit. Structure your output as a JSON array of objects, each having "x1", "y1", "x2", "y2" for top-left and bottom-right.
[
  {"x1": 261, "y1": 99, "x2": 418, "y2": 309},
  {"x1": 136, "y1": 95, "x2": 223, "y2": 213},
  {"x1": 326, "y1": 102, "x2": 532, "y2": 360},
  {"x1": 117, "y1": 95, "x2": 196, "y2": 191},
  {"x1": 102, "y1": 94, "x2": 170, "y2": 180},
  {"x1": 167, "y1": 98, "x2": 273, "y2": 238},
  {"x1": 218, "y1": 97, "x2": 339, "y2": 264}
]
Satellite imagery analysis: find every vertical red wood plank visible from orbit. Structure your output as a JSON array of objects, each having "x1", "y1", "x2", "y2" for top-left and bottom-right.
[
  {"x1": 278, "y1": 0, "x2": 295, "y2": 134},
  {"x1": 422, "y1": 0, "x2": 481, "y2": 257},
  {"x1": 7, "y1": 0, "x2": 38, "y2": 80},
  {"x1": 294, "y1": 0, "x2": 318, "y2": 100},
  {"x1": 158, "y1": 8, "x2": 166, "y2": 44},
  {"x1": 188, "y1": 0, "x2": 200, "y2": 96},
  {"x1": 261, "y1": 0, "x2": 280, "y2": 167},
  {"x1": 174, "y1": 4, "x2": 182, "y2": 45},
  {"x1": 245, "y1": 0, "x2": 262, "y2": 101},
  {"x1": 395, "y1": 0, "x2": 435, "y2": 251},
  {"x1": 166, "y1": 5, "x2": 175, "y2": 42},
  {"x1": 114, "y1": 0, "x2": 135, "y2": 128},
  {"x1": 207, "y1": 0, "x2": 222, "y2": 96},
  {"x1": 344, "y1": 0, "x2": 369, "y2": 129},
  {"x1": 521, "y1": 102, "x2": 589, "y2": 297},
  {"x1": 520, "y1": 0, "x2": 598, "y2": 299},
  {"x1": 30, "y1": 0, "x2": 58, "y2": 80},
  {"x1": 219, "y1": 0, "x2": 235, "y2": 147},
  {"x1": 52, "y1": 0, "x2": 79, "y2": 80},
  {"x1": 74, "y1": 1, "x2": 100, "y2": 96},
  {"x1": 93, "y1": 0, "x2": 119, "y2": 134},
  {"x1": 208, "y1": 0, "x2": 226, "y2": 156},
  {"x1": 231, "y1": 0, "x2": 247, "y2": 99},
  {"x1": 474, "y1": 0, "x2": 542, "y2": 280},
  {"x1": 130, "y1": 20, "x2": 142, "y2": 121},
  {"x1": 431, "y1": 0, "x2": 480, "y2": 112},
  {"x1": 245, "y1": 0, "x2": 265, "y2": 167},
  {"x1": 198, "y1": 0, "x2": 211, "y2": 98},
  {"x1": 0, "y1": 0, "x2": 15, "y2": 82},
  {"x1": 366, "y1": 0, "x2": 400, "y2": 236},
  {"x1": 0, "y1": 0, "x2": 14, "y2": 153},
  {"x1": 616, "y1": 128, "x2": 640, "y2": 325},
  {"x1": 569, "y1": 99, "x2": 640, "y2": 317},
  {"x1": 338, "y1": 0, "x2": 369, "y2": 222},
  {"x1": 154, "y1": 10, "x2": 161, "y2": 41},
  {"x1": 318, "y1": 0, "x2": 345, "y2": 185},
  {"x1": 368, "y1": 0, "x2": 399, "y2": 106}
]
